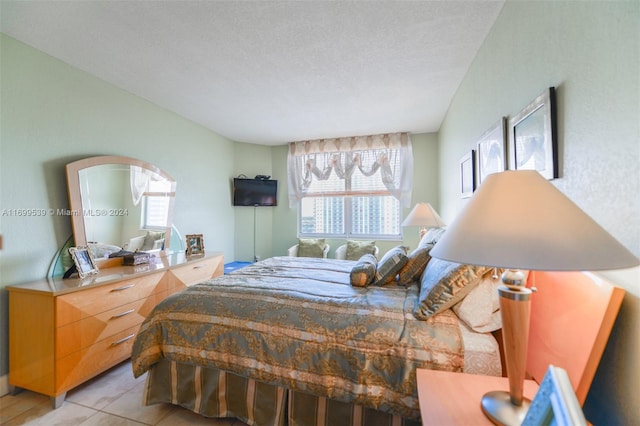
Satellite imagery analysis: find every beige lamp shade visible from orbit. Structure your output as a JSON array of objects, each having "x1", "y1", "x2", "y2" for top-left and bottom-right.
[
  {"x1": 430, "y1": 170, "x2": 639, "y2": 271},
  {"x1": 401, "y1": 202, "x2": 446, "y2": 229},
  {"x1": 429, "y1": 170, "x2": 638, "y2": 426}
]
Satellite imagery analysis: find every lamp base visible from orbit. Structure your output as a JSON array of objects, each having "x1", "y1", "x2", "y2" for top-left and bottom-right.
[{"x1": 481, "y1": 391, "x2": 531, "y2": 426}]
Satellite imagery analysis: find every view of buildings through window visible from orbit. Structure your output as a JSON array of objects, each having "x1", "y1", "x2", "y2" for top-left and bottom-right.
[
  {"x1": 300, "y1": 195, "x2": 400, "y2": 237},
  {"x1": 298, "y1": 158, "x2": 401, "y2": 238}
]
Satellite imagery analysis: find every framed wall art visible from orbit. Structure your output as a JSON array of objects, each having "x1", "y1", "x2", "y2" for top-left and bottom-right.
[
  {"x1": 68, "y1": 246, "x2": 99, "y2": 279},
  {"x1": 508, "y1": 87, "x2": 558, "y2": 180},
  {"x1": 186, "y1": 234, "x2": 205, "y2": 256},
  {"x1": 476, "y1": 118, "x2": 507, "y2": 185},
  {"x1": 460, "y1": 150, "x2": 476, "y2": 199}
]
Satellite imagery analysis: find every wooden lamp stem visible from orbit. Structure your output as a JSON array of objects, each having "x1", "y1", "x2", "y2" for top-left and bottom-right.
[
  {"x1": 500, "y1": 286, "x2": 532, "y2": 405},
  {"x1": 481, "y1": 270, "x2": 534, "y2": 425}
]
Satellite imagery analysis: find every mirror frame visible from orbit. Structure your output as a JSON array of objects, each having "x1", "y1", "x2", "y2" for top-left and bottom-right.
[{"x1": 66, "y1": 155, "x2": 177, "y2": 256}]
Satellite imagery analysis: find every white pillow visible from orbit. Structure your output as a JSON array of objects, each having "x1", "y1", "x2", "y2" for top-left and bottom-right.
[
  {"x1": 453, "y1": 269, "x2": 529, "y2": 333},
  {"x1": 128, "y1": 235, "x2": 145, "y2": 252},
  {"x1": 88, "y1": 242, "x2": 122, "y2": 259},
  {"x1": 152, "y1": 238, "x2": 165, "y2": 250}
]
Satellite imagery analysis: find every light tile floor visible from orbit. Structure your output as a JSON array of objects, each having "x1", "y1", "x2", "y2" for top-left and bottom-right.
[{"x1": 0, "y1": 361, "x2": 249, "y2": 426}]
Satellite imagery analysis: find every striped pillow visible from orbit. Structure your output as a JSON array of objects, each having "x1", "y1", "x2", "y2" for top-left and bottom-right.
[
  {"x1": 374, "y1": 246, "x2": 409, "y2": 285},
  {"x1": 397, "y1": 247, "x2": 432, "y2": 285},
  {"x1": 350, "y1": 254, "x2": 378, "y2": 287}
]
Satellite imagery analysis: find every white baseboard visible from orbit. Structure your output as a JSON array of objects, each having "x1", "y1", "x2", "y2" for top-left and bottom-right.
[{"x1": 0, "y1": 373, "x2": 8, "y2": 397}]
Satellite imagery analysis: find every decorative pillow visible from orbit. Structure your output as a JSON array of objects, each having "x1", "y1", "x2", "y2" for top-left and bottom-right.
[
  {"x1": 152, "y1": 238, "x2": 165, "y2": 250},
  {"x1": 397, "y1": 246, "x2": 432, "y2": 285},
  {"x1": 142, "y1": 230, "x2": 165, "y2": 251},
  {"x1": 374, "y1": 246, "x2": 409, "y2": 285},
  {"x1": 297, "y1": 238, "x2": 326, "y2": 258},
  {"x1": 414, "y1": 258, "x2": 490, "y2": 320},
  {"x1": 453, "y1": 269, "x2": 529, "y2": 332},
  {"x1": 128, "y1": 235, "x2": 146, "y2": 252},
  {"x1": 345, "y1": 240, "x2": 377, "y2": 260},
  {"x1": 88, "y1": 242, "x2": 123, "y2": 259},
  {"x1": 417, "y1": 227, "x2": 446, "y2": 250},
  {"x1": 350, "y1": 254, "x2": 378, "y2": 287}
]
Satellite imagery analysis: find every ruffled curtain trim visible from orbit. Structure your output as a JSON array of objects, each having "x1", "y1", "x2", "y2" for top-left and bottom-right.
[{"x1": 287, "y1": 133, "x2": 413, "y2": 208}]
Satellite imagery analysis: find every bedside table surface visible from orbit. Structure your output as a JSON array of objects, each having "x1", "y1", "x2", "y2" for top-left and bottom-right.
[{"x1": 416, "y1": 369, "x2": 539, "y2": 425}]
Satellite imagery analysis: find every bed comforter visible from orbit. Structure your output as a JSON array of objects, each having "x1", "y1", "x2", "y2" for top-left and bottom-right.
[{"x1": 131, "y1": 256, "x2": 464, "y2": 419}]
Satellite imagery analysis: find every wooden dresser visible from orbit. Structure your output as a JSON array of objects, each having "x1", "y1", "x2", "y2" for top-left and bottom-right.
[{"x1": 7, "y1": 251, "x2": 223, "y2": 408}]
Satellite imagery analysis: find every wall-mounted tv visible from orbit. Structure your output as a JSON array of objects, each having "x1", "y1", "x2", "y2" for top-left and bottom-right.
[{"x1": 233, "y1": 178, "x2": 278, "y2": 207}]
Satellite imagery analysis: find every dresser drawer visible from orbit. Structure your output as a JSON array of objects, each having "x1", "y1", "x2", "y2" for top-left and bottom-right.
[
  {"x1": 56, "y1": 325, "x2": 138, "y2": 392},
  {"x1": 168, "y1": 255, "x2": 223, "y2": 287},
  {"x1": 56, "y1": 288, "x2": 179, "y2": 359},
  {"x1": 56, "y1": 298, "x2": 146, "y2": 358},
  {"x1": 56, "y1": 271, "x2": 167, "y2": 326},
  {"x1": 8, "y1": 252, "x2": 224, "y2": 404},
  {"x1": 137, "y1": 288, "x2": 179, "y2": 318}
]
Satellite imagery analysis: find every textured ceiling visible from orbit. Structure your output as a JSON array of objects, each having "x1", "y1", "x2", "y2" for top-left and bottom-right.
[{"x1": 1, "y1": 1, "x2": 504, "y2": 145}]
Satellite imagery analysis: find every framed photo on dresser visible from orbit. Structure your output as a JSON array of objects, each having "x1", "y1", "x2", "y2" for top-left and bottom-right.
[
  {"x1": 186, "y1": 234, "x2": 205, "y2": 256},
  {"x1": 69, "y1": 246, "x2": 99, "y2": 279}
]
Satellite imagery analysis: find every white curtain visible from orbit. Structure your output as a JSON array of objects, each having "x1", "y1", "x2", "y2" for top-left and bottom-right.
[
  {"x1": 287, "y1": 132, "x2": 413, "y2": 208},
  {"x1": 130, "y1": 165, "x2": 151, "y2": 206}
]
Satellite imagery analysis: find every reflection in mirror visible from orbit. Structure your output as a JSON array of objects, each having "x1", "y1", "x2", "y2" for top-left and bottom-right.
[
  {"x1": 48, "y1": 222, "x2": 187, "y2": 278},
  {"x1": 66, "y1": 156, "x2": 176, "y2": 260},
  {"x1": 169, "y1": 224, "x2": 186, "y2": 253},
  {"x1": 48, "y1": 235, "x2": 75, "y2": 277}
]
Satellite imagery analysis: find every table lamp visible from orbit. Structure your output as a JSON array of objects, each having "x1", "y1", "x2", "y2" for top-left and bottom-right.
[
  {"x1": 401, "y1": 202, "x2": 446, "y2": 238},
  {"x1": 430, "y1": 170, "x2": 639, "y2": 426}
]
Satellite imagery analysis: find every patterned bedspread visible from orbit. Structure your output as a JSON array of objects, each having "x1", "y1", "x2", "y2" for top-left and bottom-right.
[{"x1": 131, "y1": 256, "x2": 463, "y2": 418}]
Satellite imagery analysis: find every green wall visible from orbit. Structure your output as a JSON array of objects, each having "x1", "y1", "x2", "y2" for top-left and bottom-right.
[
  {"x1": 232, "y1": 142, "x2": 274, "y2": 262},
  {"x1": 437, "y1": 2, "x2": 639, "y2": 424},
  {"x1": 0, "y1": 34, "x2": 237, "y2": 380}
]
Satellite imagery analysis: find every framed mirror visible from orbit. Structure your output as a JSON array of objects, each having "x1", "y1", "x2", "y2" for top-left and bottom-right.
[{"x1": 66, "y1": 156, "x2": 177, "y2": 260}]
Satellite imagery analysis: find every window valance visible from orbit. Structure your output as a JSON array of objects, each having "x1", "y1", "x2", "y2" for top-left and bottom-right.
[{"x1": 287, "y1": 132, "x2": 413, "y2": 208}]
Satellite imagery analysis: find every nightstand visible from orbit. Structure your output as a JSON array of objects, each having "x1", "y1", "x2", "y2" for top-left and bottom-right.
[{"x1": 416, "y1": 369, "x2": 539, "y2": 425}]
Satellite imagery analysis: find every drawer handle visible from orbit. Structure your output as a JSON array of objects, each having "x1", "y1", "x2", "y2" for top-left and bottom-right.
[
  {"x1": 111, "y1": 334, "x2": 135, "y2": 346},
  {"x1": 193, "y1": 265, "x2": 204, "y2": 269},
  {"x1": 111, "y1": 309, "x2": 135, "y2": 319},
  {"x1": 111, "y1": 284, "x2": 135, "y2": 292}
]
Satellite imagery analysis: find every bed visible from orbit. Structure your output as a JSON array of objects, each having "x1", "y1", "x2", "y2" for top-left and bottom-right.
[{"x1": 131, "y1": 236, "x2": 505, "y2": 425}]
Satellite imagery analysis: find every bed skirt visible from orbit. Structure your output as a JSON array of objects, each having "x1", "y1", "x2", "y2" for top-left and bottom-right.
[{"x1": 143, "y1": 358, "x2": 420, "y2": 426}]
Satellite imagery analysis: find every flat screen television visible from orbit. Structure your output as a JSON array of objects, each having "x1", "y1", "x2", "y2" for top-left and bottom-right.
[{"x1": 233, "y1": 178, "x2": 278, "y2": 207}]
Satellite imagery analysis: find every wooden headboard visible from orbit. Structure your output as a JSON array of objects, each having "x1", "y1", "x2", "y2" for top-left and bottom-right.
[{"x1": 526, "y1": 270, "x2": 624, "y2": 404}]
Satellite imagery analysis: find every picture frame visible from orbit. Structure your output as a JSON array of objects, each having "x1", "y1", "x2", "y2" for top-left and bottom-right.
[
  {"x1": 508, "y1": 87, "x2": 558, "y2": 180},
  {"x1": 476, "y1": 118, "x2": 507, "y2": 185},
  {"x1": 522, "y1": 365, "x2": 587, "y2": 426},
  {"x1": 68, "y1": 246, "x2": 99, "y2": 279},
  {"x1": 460, "y1": 150, "x2": 476, "y2": 198},
  {"x1": 186, "y1": 234, "x2": 205, "y2": 256}
]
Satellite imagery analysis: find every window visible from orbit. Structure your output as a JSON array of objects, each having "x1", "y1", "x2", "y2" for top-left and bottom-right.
[
  {"x1": 141, "y1": 194, "x2": 170, "y2": 230},
  {"x1": 300, "y1": 195, "x2": 401, "y2": 238},
  {"x1": 288, "y1": 133, "x2": 412, "y2": 239},
  {"x1": 140, "y1": 179, "x2": 173, "y2": 230}
]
